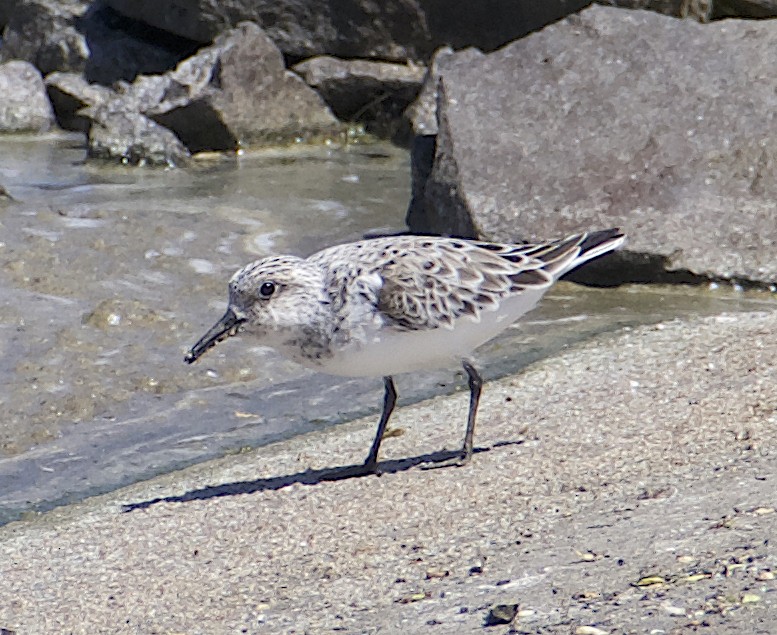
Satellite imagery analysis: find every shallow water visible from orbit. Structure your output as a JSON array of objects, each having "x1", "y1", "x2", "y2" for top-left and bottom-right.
[{"x1": 1, "y1": 134, "x2": 775, "y2": 525}]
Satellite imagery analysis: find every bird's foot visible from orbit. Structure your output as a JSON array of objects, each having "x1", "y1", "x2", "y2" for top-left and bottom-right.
[
  {"x1": 356, "y1": 457, "x2": 382, "y2": 476},
  {"x1": 421, "y1": 451, "x2": 472, "y2": 470}
]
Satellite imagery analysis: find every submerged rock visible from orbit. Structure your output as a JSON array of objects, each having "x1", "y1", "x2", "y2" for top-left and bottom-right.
[{"x1": 87, "y1": 110, "x2": 191, "y2": 167}]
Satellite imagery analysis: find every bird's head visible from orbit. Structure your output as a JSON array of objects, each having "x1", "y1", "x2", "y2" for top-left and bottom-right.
[{"x1": 184, "y1": 255, "x2": 327, "y2": 363}]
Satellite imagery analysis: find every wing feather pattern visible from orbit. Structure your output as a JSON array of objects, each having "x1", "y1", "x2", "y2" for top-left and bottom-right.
[
  {"x1": 376, "y1": 239, "x2": 556, "y2": 331},
  {"x1": 314, "y1": 229, "x2": 624, "y2": 333}
]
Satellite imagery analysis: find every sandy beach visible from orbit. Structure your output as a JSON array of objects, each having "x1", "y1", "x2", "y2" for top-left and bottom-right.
[{"x1": 1, "y1": 310, "x2": 776, "y2": 634}]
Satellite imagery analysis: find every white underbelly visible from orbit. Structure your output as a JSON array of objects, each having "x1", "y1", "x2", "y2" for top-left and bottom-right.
[{"x1": 303, "y1": 288, "x2": 547, "y2": 377}]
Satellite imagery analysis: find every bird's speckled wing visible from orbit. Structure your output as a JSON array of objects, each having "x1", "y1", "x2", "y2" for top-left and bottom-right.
[
  {"x1": 373, "y1": 237, "x2": 558, "y2": 330},
  {"x1": 311, "y1": 229, "x2": 624, "y2": 332}
]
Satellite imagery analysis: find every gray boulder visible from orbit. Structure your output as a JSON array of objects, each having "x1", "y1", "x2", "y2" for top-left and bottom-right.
[
  {"x1": 103, "y1": 0, "x2": 590, "y2": 61},
  {"x1": 149, "y1": 22, "x2": 341, "y2": 150},
  {"x1": 0, "y1": 61, "x2": 54, "y2": 132},
  {"x1": 405, "y1": 47, "x2": 482, "y2": 137},
  {"x1": 407, "y1": 6, "x2": 777, "y2": 284}
]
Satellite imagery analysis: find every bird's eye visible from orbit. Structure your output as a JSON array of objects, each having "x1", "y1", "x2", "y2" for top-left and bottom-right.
[{"x1": 259, "y1": 282, "x2": 276, "y2": 298}]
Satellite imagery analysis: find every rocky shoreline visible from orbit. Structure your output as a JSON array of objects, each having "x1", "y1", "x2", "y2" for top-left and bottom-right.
[{"x1": 3, "y1": 2, "x2": 777, "y2": 285}]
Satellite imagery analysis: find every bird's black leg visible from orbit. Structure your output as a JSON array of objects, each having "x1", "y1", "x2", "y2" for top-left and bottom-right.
[
  {"x1": 459, "y1": 360, "x2": 483, "y2": 465},
  {"x1": 362, "y1": 376, "x2": 397, "y2": 473},
  {"x1": 421, "y1": 360, "x2": 483, "y2": 470}
]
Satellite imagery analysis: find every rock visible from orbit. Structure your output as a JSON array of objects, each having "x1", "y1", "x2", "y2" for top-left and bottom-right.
[
  {"x1": 45, "y1": 72, "x2": 115, "y2": 132},
  {"x1": 293, "y1": 56, "x2": 425, "y2": 140},
  {"x1": 484, "y1": 603, "x2": 519, "y2": 626},
  {"x1": 112, "y1": 74, "x2": 180, "y2": 116},
  {"x1": 0, "y1": 0, "x2": 91, "y2": 76},
  {"x1": 596, "y1": 0, "x2": 713, "y2": 21},
  {"x1": 56, "y1": 22, "x2": 341, "y2": 162},
  {"x1": 149, "y1": 22, "x2": 342, "y2": 150},
  {"x1": 0, "y1": 61, "x2": 54, "y2": 132},
  {"x1": 87, "y1": 110, "x2": 190, "y2": 166},
  {"x1": 599, "y1": 0, "x2": 777, "y2": 19},
  {"x1": 0, "y1": 185, "x2": 17, "y2": 202},
  {"x1": 405, "y1": 47, "x2": 481, "y2": 136},
  {"x1": 78, "y1": 5, "x2": 201, "y2": 85},
  {"x1": 408, "y1": 135, "x2": 437, "y2": 231},
  {"x1": 714, "y1": 0, "x2": 777, "y2": 18},
  {"x1": 103, "y1": 0, "x2": 590, "y2": 61},
  {"x1": 407, "y1": 6, "x2": 777, "y2": 284},
  {"x1": 0, "y1": 0, "x2": 197, "y2": 84}
]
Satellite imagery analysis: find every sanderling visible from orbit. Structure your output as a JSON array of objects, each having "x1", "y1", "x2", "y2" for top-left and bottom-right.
[{"x1": 185, "y1": 228, "x2": 625, "y2": 472}]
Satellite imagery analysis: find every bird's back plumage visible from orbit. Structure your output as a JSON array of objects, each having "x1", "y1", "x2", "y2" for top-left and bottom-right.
[{"x1": 310, "y1": 228, "x2": 624, "y2": 334}]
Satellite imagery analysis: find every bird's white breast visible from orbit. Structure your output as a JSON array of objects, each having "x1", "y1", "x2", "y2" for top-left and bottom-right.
[{"x1": 302, "y1": 287, "x2": 547, "y2": 377}]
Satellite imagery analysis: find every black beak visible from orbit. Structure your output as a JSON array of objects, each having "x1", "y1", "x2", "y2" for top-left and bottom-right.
[{"x1": 184, "y1": 308, "x2": 246, "y2": 364}]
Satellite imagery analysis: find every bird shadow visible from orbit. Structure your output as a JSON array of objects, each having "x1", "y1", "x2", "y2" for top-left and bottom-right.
[{"x1": 121, "y1": 440, "x2": 523, "y2": 513}]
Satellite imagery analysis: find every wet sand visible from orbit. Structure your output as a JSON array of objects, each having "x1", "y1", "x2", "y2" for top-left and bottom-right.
[{"x1": 1, "y1": 309, "x2": 775, "y2": 634}]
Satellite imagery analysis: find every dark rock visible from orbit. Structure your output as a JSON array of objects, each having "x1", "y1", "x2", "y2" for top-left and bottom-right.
[
  {"x1": 599, "y1": 0, "x2": 777, "y2": 20},
  {"x1": 87, "y1": 110, "x2": 190, "y2": 166},
  {"x1": 293, "y1": 56, "x2": 425, "y2": 140},
  {"x1": 0, "y1": 61, "x2": 54, "y2": 132},
  {"x1": 0, "y1": 185, "x2": 17, "y2": 202},
  {"x1": 104, "y1": 0, "x2": 430, "y2": 58},
  {"x1": 408, "y1": 135, "x2": 437, "y2": 229},
  {"x1": 0, "y1": 3, "x2": 13, "y2": 26},
  {"x1": 103, "y1": 0, "x2": 590, "y2": 62},
  {"x1": 407, "y1": 5, "x2": 777, "y2": 284},
  {"x1": 714, "y1": 0, "x2": 777, "y2": 18},
  {"x1": 149, "y1": 22, "x2": 341, "y2": 150},
  {"x1": 484, "y1": 603, "x2": 519, "y2": 626},
  {"x1": 0, "y1": 0, "x2": 91, "y2": 75},
  {"x1": 422, "y1": 0, "x2": 592, "y2": 53},
  {"x1": 0, "y1": 0, "x2": 198, "y2": 84},
  {"x1": 78, "y1": 5, "x2": 201, "y2": 85},
  {"x1": 151, "y1": 100, "x2": 238, "y2": 153}
]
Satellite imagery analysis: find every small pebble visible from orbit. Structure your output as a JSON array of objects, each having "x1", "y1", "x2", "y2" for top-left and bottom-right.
[
  {"x1": 484, "y1": 604, "x2": 518, "y2": 626},
  {"x1": 575, "y1": 627, "x2": 609, "y2": 635},
  {"x1": 661, "y1": 602, "x2": 686, "y2": 617}
]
